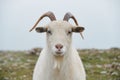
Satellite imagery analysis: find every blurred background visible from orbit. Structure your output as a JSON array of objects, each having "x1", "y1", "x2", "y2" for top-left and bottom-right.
[{"x1": 0, "y1": 0, "x2": 120, "y2": 50}]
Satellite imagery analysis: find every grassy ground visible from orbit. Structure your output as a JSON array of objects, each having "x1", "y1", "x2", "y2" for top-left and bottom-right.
[{"x1": 0, "y1": 49, "x2": 120, "y2": 80}]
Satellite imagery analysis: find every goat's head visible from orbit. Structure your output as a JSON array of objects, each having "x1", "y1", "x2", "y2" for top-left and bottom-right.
[{"x1": 29, "y1": 11, "x2": 85, "y2": 56}]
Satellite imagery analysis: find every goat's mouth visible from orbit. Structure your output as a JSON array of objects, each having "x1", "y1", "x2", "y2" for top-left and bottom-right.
[
  {"x1": 56, "y1": 51, "x2": 63, "y2": 54},
  {"x1": 54, "y1": 51, "x2": 64, "y2": 56}
]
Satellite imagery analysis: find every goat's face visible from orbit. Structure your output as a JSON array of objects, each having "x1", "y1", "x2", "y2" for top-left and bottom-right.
[
  {"x1": 46, "y1": 21, "x2": 72, "y2": 56},
  {"x1": 36, "y1": 21, "x2": 84, "y2": 56},
  {"x1": 30, "y1": 12, "x2": 85, "y2": 56}
]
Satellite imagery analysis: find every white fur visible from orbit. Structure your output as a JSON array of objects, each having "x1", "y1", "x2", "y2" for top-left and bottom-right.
[{"x1": 33, "y1": 21, "x2": 86, "y2": 80}]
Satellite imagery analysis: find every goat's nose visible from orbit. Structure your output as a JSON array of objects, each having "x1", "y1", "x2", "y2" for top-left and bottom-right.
[{"x1": 55, "y1": 44, "x2": 63, "y2": 50}]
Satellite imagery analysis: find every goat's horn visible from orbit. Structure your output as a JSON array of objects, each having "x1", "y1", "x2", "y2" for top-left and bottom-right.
[
  {"x1": 63, "y1": 12, "x2": 78, "y2": 25},
  {"x1": 29, "y1": 11, "x2": 56, "y2": 32},
  {"x1": 63, "y1": 12, "x2": 85, "y2": 39}
]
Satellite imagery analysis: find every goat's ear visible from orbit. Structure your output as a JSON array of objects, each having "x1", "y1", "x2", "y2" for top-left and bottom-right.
[
  {"x1": 72, "y1": 27, "x2": 85, "y2": 32},
  {"x1": 35, "y1": 27, "x2": 47, "y2": 33},
  {"x1": 72, "y1": 26, "x2": 85, "y2": 39}
]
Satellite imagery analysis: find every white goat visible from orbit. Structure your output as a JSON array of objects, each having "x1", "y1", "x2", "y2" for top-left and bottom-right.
[{"x1": 29, "y1": 11, "x2": 86, "y2": 80}]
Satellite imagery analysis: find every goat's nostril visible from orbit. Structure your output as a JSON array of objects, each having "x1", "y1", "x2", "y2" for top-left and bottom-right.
[{"x1": 55, "y1": 44, "x2": 63, "y2": 50}]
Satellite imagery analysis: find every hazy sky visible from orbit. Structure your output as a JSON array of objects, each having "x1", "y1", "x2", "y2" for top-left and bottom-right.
[{"x1": 0, "y1": 0, "x2": 120, "y2": 50}]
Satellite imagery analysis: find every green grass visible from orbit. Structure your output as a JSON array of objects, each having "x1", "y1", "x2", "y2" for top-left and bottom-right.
[
  {"x1": 80, "y1": 50, "x2": 120, "y2": 80},
  {"x1": 0, "y1": 49, "x2": 120, "y2": 80},
  {"x1": 0, "y1": 51, "x2": 38, "y2": 80}
]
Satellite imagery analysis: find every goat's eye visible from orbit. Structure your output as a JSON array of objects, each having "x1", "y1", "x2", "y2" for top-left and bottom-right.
[
  {"x1": 47, "y1": 30, "x2": 52, "y2": 35},
  {"x1": 67, "y1": 30, "x2": 72, "y2": 35}
]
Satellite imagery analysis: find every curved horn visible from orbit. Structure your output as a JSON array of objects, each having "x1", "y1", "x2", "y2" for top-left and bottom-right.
[
  {"x1": 63, "y1": 12, "x2": 78, "y2": 25},
  {"x1": 29, "y1": 11, "x2": 56, "y2": 32}
]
